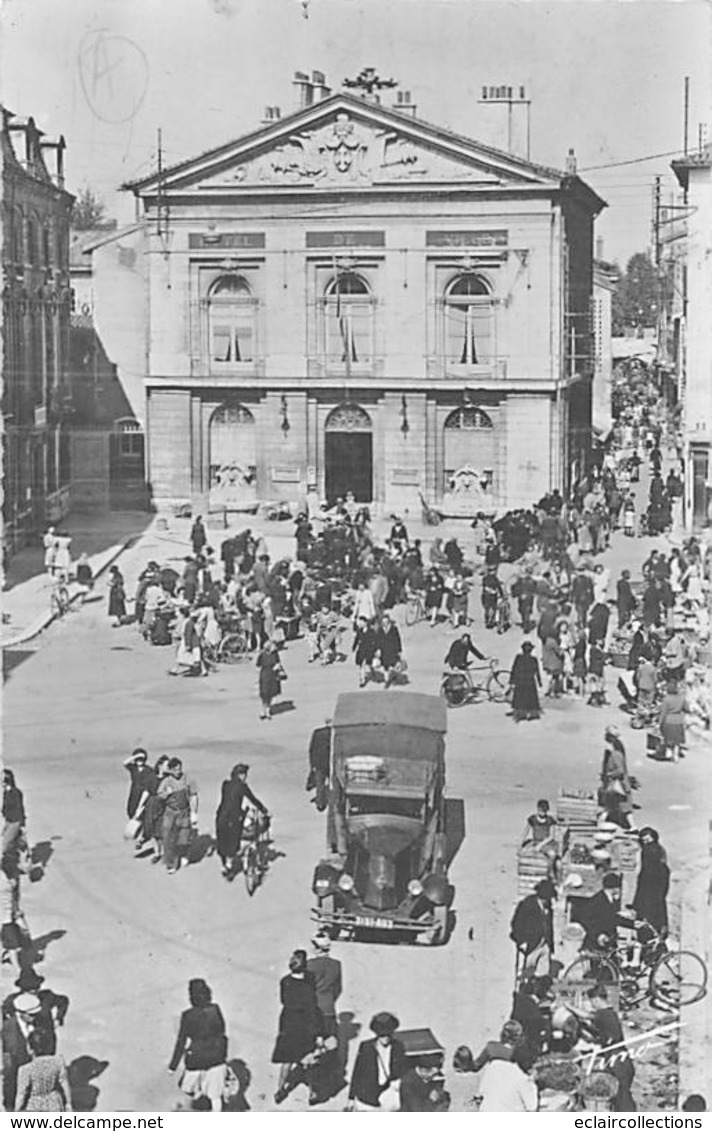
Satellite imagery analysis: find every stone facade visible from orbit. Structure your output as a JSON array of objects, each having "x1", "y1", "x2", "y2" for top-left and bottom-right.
[
  {"x1": 95, "y1": 90, "x2": 604, "y2": 517},
  {"x1": 2, "y1": 107, "x2": 74, "y2": 551}
]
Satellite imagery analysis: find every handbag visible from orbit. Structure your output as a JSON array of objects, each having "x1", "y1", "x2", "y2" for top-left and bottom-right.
[{"x1": 124, "y1": 817, "x2": 141, "y2": 840}]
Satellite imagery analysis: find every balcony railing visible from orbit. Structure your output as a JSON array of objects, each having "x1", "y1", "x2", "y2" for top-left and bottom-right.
[
  {"x1": 426, "y1": 355, "x2": 507, "y2": 380},
  {"x1": 307, "y1": 355, "x2": 385, "y2": 379}
]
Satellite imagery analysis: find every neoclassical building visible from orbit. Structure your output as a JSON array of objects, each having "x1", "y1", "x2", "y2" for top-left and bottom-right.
[{"x1": 91, "y1": 81, "x2": 605, "y2": 516}]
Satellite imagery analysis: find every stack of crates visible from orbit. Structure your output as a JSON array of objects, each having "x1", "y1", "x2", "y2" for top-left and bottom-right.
[
  {"x1": 556, "y1": 789, "x2": 598, "y2": 833},
  {"x1": 516, "y1": 845, "x2": 550, "y2": 897}
]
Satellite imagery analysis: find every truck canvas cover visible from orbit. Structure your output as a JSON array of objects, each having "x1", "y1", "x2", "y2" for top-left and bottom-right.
[{"x1": 332, "y1": 692, "x2": 446, "y2": 770}]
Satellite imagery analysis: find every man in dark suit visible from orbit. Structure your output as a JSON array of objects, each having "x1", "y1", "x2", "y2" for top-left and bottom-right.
[
  {"x1": 579, "y1": 873, "x2": 629, "y2": 951},
  {"x1": 509, "y1": 880, "x2": 555, "y2": 978},
  {"x1": 2, "y1": 968, "x2": 69, "y2": 1055},
  {"x1": 306, "y1": 722, "x2": 331, "y2": 811},
  {"x1": 347, "y1": 1012, "x2": 407, "y2": 1111},
  {"x1": 2, "y1": 992, "x2": 39, "y2": 1109},
  {"x1": 307, "y1": 933, "x2": 342, "y2": 1103}
]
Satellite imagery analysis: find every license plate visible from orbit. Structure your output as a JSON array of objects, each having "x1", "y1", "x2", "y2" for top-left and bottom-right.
[{"x1": 355, "y1": 916, "x2": 393, "y2": 929}]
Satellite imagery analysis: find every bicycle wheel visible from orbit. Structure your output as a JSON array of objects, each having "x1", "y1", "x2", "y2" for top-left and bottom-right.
[
  {"x1": 487, "y1": 669, "x2": 510, "y2": 703},
  {"x1": 218, "y1": 633, "x2": 249, "y2": 663},
  {"x1": 441, "y1": 673, "x2": 468, "y2": 707},
  {"x1": 405, "y1": 598, "x2": 421, "y2": 627},
  {"x1": 563, "y1": 952, "x2": 619, "y2": 987},
  {"x1": 243, "y1": 844, "x2": 259, "y2": 895},
  {"x1": 651, "y1": 950, "x2": 708, "y2": 1007}
]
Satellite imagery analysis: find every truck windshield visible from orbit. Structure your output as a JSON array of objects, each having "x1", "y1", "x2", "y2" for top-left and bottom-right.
[{"x1": 346, "y1": 794, "x2": 423, "y2": 820}]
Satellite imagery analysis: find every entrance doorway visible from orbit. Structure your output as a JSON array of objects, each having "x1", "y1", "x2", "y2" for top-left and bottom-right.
[{"x1": 324, "y1": 403, "x2": 373, "y2": 504}]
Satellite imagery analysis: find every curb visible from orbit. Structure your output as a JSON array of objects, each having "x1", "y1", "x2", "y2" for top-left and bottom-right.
[{"x1": 1, "y1": 537, "x2": 136, "y2": 649}]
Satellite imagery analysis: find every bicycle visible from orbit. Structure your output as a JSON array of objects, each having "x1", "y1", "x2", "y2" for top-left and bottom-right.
[
  {"x1": 440, "y1": 659, "x2": 511, "y2": 707},
  {"x1": 562, "y1": 919, "x2": 708, "y2": 1011},
  {"x1": 240, "y1": 809, "x2": 272, "y2": 896},
  {"x1": 405, "y1": 590, "x2": 427, "y2": 627},
  {"x1": 50, "y1": 582, "x2": 71, "y2": 618},
  {"x1": 217, "y1": 631, "x2": 251, "y2": 663}
]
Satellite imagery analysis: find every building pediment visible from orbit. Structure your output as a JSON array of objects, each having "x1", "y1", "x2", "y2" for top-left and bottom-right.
[
  {"x1": 195, "y1": 112, "x2": 508, "y2": 190},
  {"x1": 125, "y1": 93, "x2": 566, "y2": 197}
]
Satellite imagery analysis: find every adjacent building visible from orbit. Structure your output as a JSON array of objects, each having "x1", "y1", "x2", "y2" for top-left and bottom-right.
[
  {"x1": 672, "y1": 144, "x2": 712, "y2": 529},
  {"x1": 90, "y1": 77, "x2": 605, "y2": 516},
  {"x1": 2, "y1": 108, "x2": 74, "y2": 552}
]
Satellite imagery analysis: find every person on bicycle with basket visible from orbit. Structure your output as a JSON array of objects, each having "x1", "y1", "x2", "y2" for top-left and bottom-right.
[
  {"x1": 214, "y1": 764, "x2": 269, "y2": 881},
  {"x1": 444, "y1": 632, "x2": 486, "y2": 673}
]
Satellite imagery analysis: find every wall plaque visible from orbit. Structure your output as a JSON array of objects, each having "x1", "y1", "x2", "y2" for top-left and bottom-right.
[
  {"x1": 271, "y1": 467, "x2": 301, "y2": 483},
  {"x1": 426, "y1": 230, "x2": 508, "y2": 248},
  {"x1": 189, "y1": 232, "x2": 265, "y2": 249},
  {"x1": 306, "y1": 231, "x2": 385, "y2": 249},
  {"x1": 391, "y1": 468, "x2": 421, "y2": 485}
]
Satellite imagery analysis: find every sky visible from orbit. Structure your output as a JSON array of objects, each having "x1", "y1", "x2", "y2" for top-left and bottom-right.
[{"x1": 2, "y1": 0, "x2": 710, "y2": 266}]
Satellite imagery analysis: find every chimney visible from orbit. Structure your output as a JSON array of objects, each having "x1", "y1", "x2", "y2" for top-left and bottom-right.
[
  {"x1": 566, "y1": 147, "x2": 577, "y2": 175},
  {"x1": 261, "y1": 106, "x2": 282, "y2": 126},
  {"x1": 293, "y1": 70, "x2": 313, "y2": 110},
  {"x1": 312, "y1": 70, "x2": 331, "y2": 101},
  {"x1": 394, "y1": 89, "x2": 417, "y2": 118}
]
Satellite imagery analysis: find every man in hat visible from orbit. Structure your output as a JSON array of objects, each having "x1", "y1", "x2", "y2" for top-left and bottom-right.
[
  {"x1": 400, "y1": 1054, "x2": 449, "y2": 1111},
  {"x1": 579, "y1": 873, "x2": 630, "y2": 952},
  {"x1": 2, "y1": 968, "x2": 69, "y2": 1053},
  {"x1": 347, "y1": 1012, "x2": 406, "y2": 1111},
  {"x1": 2, "y1": 991, "x2": 39, "y2": 1109},
  {"x1": 509, "y1": 879, "x2": 555, "y2": 977},
  {"x1": 306, "y1": 933, "x2": 342, "y2": 1103}
]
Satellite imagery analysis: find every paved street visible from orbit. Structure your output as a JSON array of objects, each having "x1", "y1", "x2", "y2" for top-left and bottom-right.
[{"x1": 3, "y1": 514, "x2": 708, "y2": 1112}]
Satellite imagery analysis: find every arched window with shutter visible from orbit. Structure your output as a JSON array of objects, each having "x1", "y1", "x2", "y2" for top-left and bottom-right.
[
  {"x1": 443, "y1": 274, "x2": 493, "y2": 365},
  {"x1": 208, "y1": 275, "x2": 256, "y2": 365}
]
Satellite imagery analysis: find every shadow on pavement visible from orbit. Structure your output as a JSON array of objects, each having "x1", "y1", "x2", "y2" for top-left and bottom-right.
[
  {"x1": 2, "y1": 649, "x2": 36, "y2": 682},
  {"x1": 28, "y1": 927, "x2": 67, "y2": 965},
  {"x1": 67, "y1": 1055, "x2": 109, "y2": 1112},
  {"x1": 272, "y1": 699, "x2": 296, "y2": 715},
  {"x1": 4, "y1": 511, "x2": 152, "y2": 591},
  {"x1": 444, "y1": 798, "x2": 466, "y2": 868},
  {"x1": 186, "y1": 833, "x2": 215, "y2": 866}
]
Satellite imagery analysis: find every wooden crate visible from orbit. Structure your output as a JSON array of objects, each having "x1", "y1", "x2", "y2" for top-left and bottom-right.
[
  {"x1": 517, "y1": 846, "x2": 550, "y2": 896},
  {"x1": 557, "y1": 790, "x2": 599, "y2": 832}
]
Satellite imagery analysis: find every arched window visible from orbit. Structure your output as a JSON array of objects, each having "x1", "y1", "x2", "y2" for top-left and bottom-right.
[
  {"x1": 323, "y1": 272, "x2": 373, "y2": 364},
  {"x1": 208, "y1": 275, "x2": 256, "y2": 364},
  {"x1": 444, "y1": 274, "x2": 493, "y2": 365}
]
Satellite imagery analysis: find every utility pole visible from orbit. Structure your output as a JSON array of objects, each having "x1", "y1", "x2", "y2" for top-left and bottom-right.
[{"x1": 653, "y1": 175, "x2": 662, "y2": 268}]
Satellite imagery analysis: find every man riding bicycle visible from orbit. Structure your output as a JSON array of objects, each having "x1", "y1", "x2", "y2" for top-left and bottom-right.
[{"x1": 444, "y1": 632, "x2": 486, "y2": 672}]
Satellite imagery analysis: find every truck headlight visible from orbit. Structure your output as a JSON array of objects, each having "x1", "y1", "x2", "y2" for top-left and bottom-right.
[
  {"x1": 408, "y1": 879, "x2": 424, "y2": 897},
  {"x1": 338, "y1": 873, "x2": 355, "y2": 892}
]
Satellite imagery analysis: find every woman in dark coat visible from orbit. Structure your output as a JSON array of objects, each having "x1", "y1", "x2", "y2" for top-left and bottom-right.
[
  {"x1": 256, "y1": 641, "x2": 285, "y2": 720},
  {"x1": 353, "y1": 617, "x2": 378, "y2": 687},
  {"x1": 2, "y1": 770, "x2": 26, "y2": 863},
  {"x1": 272, "y1": 950, "x2": 323, "y2": 1104},
  {"x1": 168, "y1": 978, "x2": 227, "y2": 1111},
  {"x1": 631, "y1": 828, "x2": 670, "y2": 934},
  {"x1": 376, "y1": 614, "x2": 403, "y2": 689},
  {"x1": 214, "y1": 764, "x2": 268, "y2": 878},
  {"x1": 508, "y1": 642, "x2": 541, "y2": 722},
  {"x1": 424, "y1": 568, "x2": 445, "y2": 627},
  {"x1": 107, "y1": 566, "x2": 126, "y2": 624}
]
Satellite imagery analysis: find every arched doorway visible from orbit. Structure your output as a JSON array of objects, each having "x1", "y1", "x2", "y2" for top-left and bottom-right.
[
  {"x1": 443, "y1": 406, "x2": 496, "y2": 494},
  {"x1": 324, "y1": 403, "x2": 372, "y2": 504},
  {"x1": 209, "y1": 403, "x2": 257, "y2": 509}
]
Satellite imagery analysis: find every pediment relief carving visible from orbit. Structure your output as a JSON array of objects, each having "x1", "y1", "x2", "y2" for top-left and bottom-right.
[{"x1": 199, "y1": 112, "x2": 502, "y2": 189}]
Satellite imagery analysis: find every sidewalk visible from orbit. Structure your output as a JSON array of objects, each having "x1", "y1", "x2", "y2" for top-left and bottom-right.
[{"x1": 677, "y1": 864, "x2": 711, "y2": 1103}]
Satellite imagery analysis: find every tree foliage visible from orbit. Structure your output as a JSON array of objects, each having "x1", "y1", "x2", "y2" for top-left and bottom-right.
[
  {"x1": 611, "y1": 252, "x2": 666, "y2": 335},
  {"x1": 71, "y1": 187, "x2": 110, "y2": 231}
]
